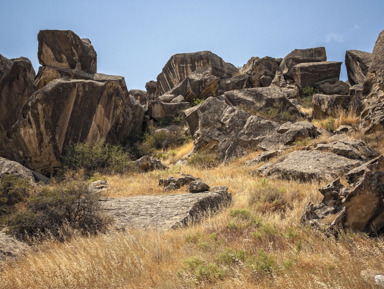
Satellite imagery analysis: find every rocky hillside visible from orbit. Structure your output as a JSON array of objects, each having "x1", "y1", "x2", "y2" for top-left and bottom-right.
[{"x1": 1, "y1": 29, "x2": 384, "y2": 288}]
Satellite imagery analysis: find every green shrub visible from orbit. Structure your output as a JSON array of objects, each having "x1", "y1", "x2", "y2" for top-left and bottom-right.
[
  {"x1": 182, "y1": 257, "x2": 224, "y2": 283},
  {"x1": 300, "y1": 86, "x2": 319, "y2": 108},
  {"x1": 248, "y1": 249, "x2": 275, "y2": 274},
  {"x1": 8, "y1": 180, "x2": 111, "y2": 241},
  {"x1": 324, "y1": 117, "x2": 336, "y2": 132},
  {"x1": 187, "y1": 152, "x2": 219, "y2": 168},
  {"x1": 62, "y1": 140, "x2": 132, "y2": 175},
  {"x1": 217, "y1": 249, "x2": 246, "y2": 265},
  {"x1": 0, "y1": 175, "x2": 32, "y2": 223}
]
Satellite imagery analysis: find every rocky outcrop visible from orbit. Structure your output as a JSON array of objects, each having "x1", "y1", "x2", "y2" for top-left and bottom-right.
[
  {"x1": 0, "y1": 78, "x2": 144, "y2": 175},
  {"x1": 37, "y1": 30, "x2": 97, "y2": 73},
  {"x1": 101, "y1": 189, "x2": 232, "y2": 230},
  {"x1": 313, "y1": 78, "x2": 350, "y2": 95},
  {"x1": 292, "y1": 61, "x2": 342, "y2": 88},
  {"x1": 302, "y1": 156, "x2": 384, "y2": 235},
  {"x1": 258, "y1": 121, "x2": 318, "y2": 151},
  {"x1": 257, "y1": 150, "x2": 362, "y2": 182},
  {"x1": 147, "y1": 100, "x2": 189, "y2": 121},
  {"x1": 345, "y1": 50, "x2": 372, "y2": 86},
  {"x1": 0, "y1": 57, "x2": 36, "y2": 131},
  {"x1": 280, "y1": 47, "x2": 327, "y2": 79},
  {"x1": 240, "y1": 56, "x2": 281, "y2": 87},
  {"x1": 364, "y1": 29, "x2": 384, "y2": 94},
  {"x1": 135, "y1": 156, "x2": 166, "y2": 172},
  {"x1": 359, "y1": 95, "x2": 384, "y2": 134},
  {"x1": 312, "y1": 94, "x2": 353, "y2": 119},
  {"x1": 0, "y1": 53, "x2": 13, "y2": 80},
  {"x1": 155, "y1": 51, "x2": 238, "y2": 96},
  {"x1": 218, "y1": 74, "x2": 250, "y2": 95},
  {"x1": 246, "y1": 150, "x2": 280, "y2": 165},
  {"x1": 128, "y1": 89, "x2": 147, "y2": 106},
  {"x1": 223, "y1": 86, "x2": 303, "y2": 122},
  {"x1": 0, "y1": 229, "x2": 29, "y2": 261},
  {"x1": 188, "y1": 97, "x2": 278, "y2": 162},
  {"x1": 0, "y1": 157, "x2": 36, "y2": 183},
  {"x1": 164, "y1": 66, "x2": 220, "y2": 102}
]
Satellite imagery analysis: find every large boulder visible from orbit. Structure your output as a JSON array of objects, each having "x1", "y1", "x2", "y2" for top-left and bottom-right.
[
  {"x1": 364, "y1": 29, "x2": 384, "y2": 94},
  {"x1": 302, "y1": 156, "x2": 384, "y2": 235},
  {"x1": 345, "y1": 50, "x2": 372, "y2": 86},
  {"x1": 312, "y1": 94, "x2": 353, "y2": 119},
  {"x1": 240, "y1": 56, "x2": 281, "y2": 87},
  {"x1": 0, "y1": 57, "x2": 36, "y2": 131},
  {"x1": 359, "y1": 95, "x2": 384, "y2": 134},
  {"x1": 0, "y1": 78, "x2": 144, "y2": 175},
  {"x1": 313, "y1": 78, "x2": 350, "y2": 95},
  {"x1": 129, "y1": 89, "x2": 147, "y2": 106},
  {"x1": 37, "y1": 30, "x2": 97, "y2": 73},
  {"x1": 147, "y1": 101, "x2": 190, "y2": 121},
  {"x1": 101, "y1": 189, "x2": 232, "y2": 230},
  {"x1": 218, "y1": 74, "x2": 251, "y2": 95},
  {"x1": 0, "y1": 53, "x2": 13, "y2": 80},
  {"x1": 223, "y1": 86, "x2": 303, "y2": 122},
  {"x1": 188, "y1": 97, "x2": 278, "y2": 162},
  {"x1": 258, "y1": 121, "x2": 319, "y2": 151},
  {"x1": 155, "y1": 51, "x2": 238, "y2": 95},
  {"x1": 280, "y1": 47, "x2": 327, "y2": 79},
  {"x1": 0, "y1": 157, "x2": 36, "y2": 183},
  {"x1": 257, "y1": 150, "x2": 362, "y2": 182},
  {"x1": 292, "y1": 61, "x2": 342, "y2": 88}
]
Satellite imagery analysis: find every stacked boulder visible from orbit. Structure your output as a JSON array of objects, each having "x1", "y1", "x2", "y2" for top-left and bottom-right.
[{"x1": 0, "y1": 30, "x2": 144, "y2": 175}]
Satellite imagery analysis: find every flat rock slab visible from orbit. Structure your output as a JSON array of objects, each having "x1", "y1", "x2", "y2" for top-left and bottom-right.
[
  {"x1": 101, "y1": 190, "x2": 232, "y2": 231},
  {"x1": 257, "y1": 150, "x2": 362, "y2": 182}
]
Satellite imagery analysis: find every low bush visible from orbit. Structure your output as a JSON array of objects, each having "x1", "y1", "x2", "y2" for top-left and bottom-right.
[
  {"x1": 0, "y1": 174, "x2": 33, "y2": 224},
  {"x1": 187, "y1": 152, "x2": 219, "y2": 168},
  {"x1": 8, "y1": 180, "x2": 111, "y2": 241},
  {"x1": 300, "y1": 86, "x2": 319, "y2": 108},
  {"x1": 62, "y1": 140, "x2": 132, "y2": 175}
]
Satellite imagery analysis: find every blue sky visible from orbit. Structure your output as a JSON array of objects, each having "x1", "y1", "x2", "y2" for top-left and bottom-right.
[{"x1": 1, "y1": 0, "x2": 383, "y2": 90}]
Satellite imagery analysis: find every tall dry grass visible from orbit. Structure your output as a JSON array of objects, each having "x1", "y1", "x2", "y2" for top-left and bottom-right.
[{"x1": 0, "y1": 150, "x2": 383, "y2": 288}]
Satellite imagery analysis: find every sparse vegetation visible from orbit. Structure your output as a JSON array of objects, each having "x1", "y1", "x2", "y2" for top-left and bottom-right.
[
  {"x1": 62, "y1": 140, "x2": 132, "y2": 175},
  {"x1": 187, "y1": 152, "x2": 219, "y2": 168},
  {"x1": 300, "y1": 86, "x2": 319, "y2": 108}
]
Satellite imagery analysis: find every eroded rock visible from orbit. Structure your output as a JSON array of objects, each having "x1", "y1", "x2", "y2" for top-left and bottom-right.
[
  {"x1": 292, "y1": 61, "x2": 342, "y2": 88},
  {"x1": 135, "y1": 156, "x2": 166, "y2": 172},
  {"x1": 345, "y1": 50, "x2": 372, "y2": 86},
  {"x1": 101, "y1": 190, "x2": 232, "y2": 230}
]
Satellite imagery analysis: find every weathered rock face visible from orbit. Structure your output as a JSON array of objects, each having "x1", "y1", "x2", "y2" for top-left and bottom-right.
[
  {"x1": 257, "y1": 150, "x2": 362, "y2": 182},
  {"x1": 129, "y1": 89, "x2": 147, "y2": 106},
  {"x1": 0, "y1": 229, "x2": 29, "y2": 261},
  {"x1": 165, "y1": 66, "x2": 220, "y2": 102},
  {"x1": 155, "y1": 51, "x2": 238, "y2": 95},
  {"x1": 364, "y1": 29, "x2": 384, "y2": 94},
  {"x1": 240, "y1": 56, "x2": 281, "y2": 87},
  {"x1": 188, "y1": 97, "x2": 278, "y2": 162},
  {"x1": 0, "y1": 157, "x2": 35, "y2": 183},
  {"x1": 258, "y1": 121, "x2": 318, "y2": 151},
  {"x1": 0, "y1": 53, "x2": 13, "y2": 80},
  {"x1": 280, "y1": 47, "x2": 327, "y2": 79},
  {"x1": 135, "y1": 156, "x2": 166, "y2": 172},
  {"x1": 223, "y1": 86, "x2": 303, "y2": 122},
  {"x1": 218, "y1": 74, "x2": 251, "y2": 95},
  {"x1": 345, "y1": 50, "x2": 372, "y2": 86},
  {"x1": 101, "y1": 190, "x2": 232, "y2": 230},
  {"x1": 359, "y1": 94, "x2": 384, "y2": 134},
  {"x1": 302, "y1": 156, "x2": 384, "y2": 235},
  {"x1": 0, "y1": 57, "x2": 36, "y2": 131},
  {"x1": 292, "y1": 61, "x2": 342, "y2": 88},
  {"x1": 0, "y1": 78, "x2": 144, "y2": 174},
  {"x1": 37, "y1": 30, "x2": 97, "y2": 73},
  {"x1": 148, "y1": 101, "x2": 189, "y2": 121},
  {"x1": 313, "y1": 79, "x2": 350, "y2": 95},
  {"x1": 312, "y1": 94, "x2": 352, "y2": 119}
]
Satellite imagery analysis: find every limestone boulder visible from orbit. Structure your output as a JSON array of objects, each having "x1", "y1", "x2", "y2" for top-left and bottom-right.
[
  {"x1": 0, "y1": 229, "x2": 29, "y2": 261},
  {"x1": 135, "y1": 156, "x2": 166, "y2": 172},
  {"x1": 292, "y1": 61, "x2": 342, "y2": 88},
  {"x1": 101, "y1": 189, "x2": 232, "y2": 230},
  {"x1": 258, "y1": 121, "x2": 318, "y2": 151},
  {"x1": 166, "y1": 66, "x2": 220, "y2": 102},
  {"x1": 0, "y1": 78, "x2": 144, "y2": 175},
  {"x1": 0, "y1": 157, "x2": 36, "y2": 183},
  {"x1": 189, "y1": 180, "x2": 210, "y2": 193},
  {"x1": 155, "y1": 51, "x2": 238, "y2": 96},
  {"x1": 218, "y1": 74, "x2": 251, "y2": 95},
  {"x1": 313, "y1": 78, "x2": 350, "y2": 95},
  {"x1": 189, "y1": 97, "x2": 278, "y2": 162},
  {"x1": 280, "y1": 47, "x2": 327, "y2": 79},
  {"x1": 240, "y1": 56, "x2": 281, "y2": 87},
  {"x1": 345, "y1": 50, "x2": 372, "y2": 86},
  {"x1": 257, "y1": 150, "x2": 361, "y2": 182},
  {"x1": 302, "y1": 156, "x2": 384, "y2": 235},
  {"x1": 0, "y1": 57, "x2": 36, "y2": 131},
  {"x1": 37, "y1": 30, "x2": 97, "y2": 73},
  {"x1": 147, "y1": 101, "x2": 190, "y2": 121},
  {"x1": 364, "y1": 29, "x2": 384, "y2": 94},
  {"x1": 312, "y1": 94, "x2": 353, "y2": 119},
  {"x1": 128, "y1": 89, "x2": 147, "y2": 106},
  {"x1": 223, "y1": 86, "x2": 303, "y2": 122}
]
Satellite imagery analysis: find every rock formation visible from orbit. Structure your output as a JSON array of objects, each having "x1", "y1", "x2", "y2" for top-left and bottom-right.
[{"x1": 345, "y1": 50, "x2": 372, "y2": 86}]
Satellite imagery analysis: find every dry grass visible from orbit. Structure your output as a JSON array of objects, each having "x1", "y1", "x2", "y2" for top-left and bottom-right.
[{"x1": 0, "y1": 147, "x2": 383, "y2": 288}]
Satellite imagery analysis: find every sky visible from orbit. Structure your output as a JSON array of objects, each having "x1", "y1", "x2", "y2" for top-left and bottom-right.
[{"x1": 1, "y1": 0, "x2": 384, "y2": 90}]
